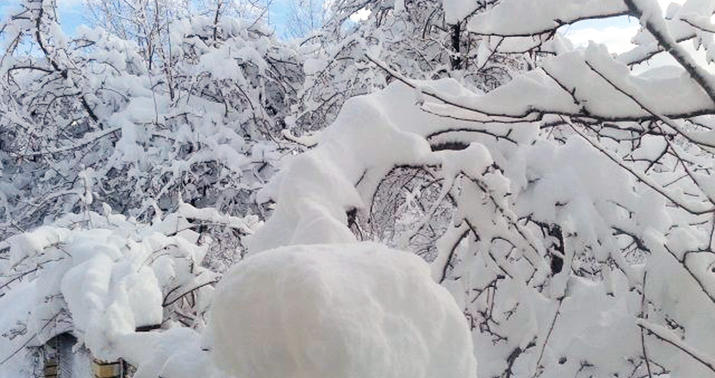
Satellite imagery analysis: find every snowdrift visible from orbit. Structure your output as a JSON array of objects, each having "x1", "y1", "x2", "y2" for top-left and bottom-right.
[{"x1": 210, "y1": 242, "x2": 477, "y2": 378}]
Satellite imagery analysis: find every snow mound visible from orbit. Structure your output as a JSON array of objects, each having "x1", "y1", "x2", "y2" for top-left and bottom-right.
[
  {"x1": 210, "y1": 242, "x2": 477, "y2": 378},
  {"x1": 0, "y1": 204, "x2": 237, "y2": 376}
]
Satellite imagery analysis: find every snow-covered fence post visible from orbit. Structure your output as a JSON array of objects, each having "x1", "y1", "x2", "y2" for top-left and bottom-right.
[
  {"x1": 91, "y1": 358, "x2": 124, "y2": 378},
  {"x1": 40, "y1": 333, "x2": 82, "y2": 378},
  {"x1": 43, "y1": 357, "x2": 57, "y2": 378}
]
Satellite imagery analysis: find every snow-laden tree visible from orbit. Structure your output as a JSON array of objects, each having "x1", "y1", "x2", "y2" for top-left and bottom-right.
[
  {"x1": 282, "y1": 0, "x2": 326, "y2": 38},
  {"x1": 82, "y1": 0, "x2": 275, "y2": 67},
  {"x1": 0, "y1": 1, "x2": 306, "y2": 374},
  {"x1": 251, "y1": 0, "x2": 715, "y2": 377},
  {"x1": 289, "y1": 0, "x2": 526, "y2": 134},
  {"x1": 0, "y1": 0, "x2": 305, "y2": 265}
]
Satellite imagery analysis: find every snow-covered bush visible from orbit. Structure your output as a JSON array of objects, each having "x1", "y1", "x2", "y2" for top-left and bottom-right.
[
  {"x1": 0, "y1": 0, "x2": 303, "y2": 260},
  {"x1": 0, "y1": 202, "x2": 257, "y2": 376},
  {"x1": 210, "y1": 243, "x2": 477, "y2": 378}
]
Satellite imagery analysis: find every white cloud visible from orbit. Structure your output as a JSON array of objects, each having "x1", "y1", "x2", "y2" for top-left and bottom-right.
[
  {"x1": 562, "y1": 0, "x2": 713, "y2": 74},
  {"x1": 565, "y1": 24, "x2": 639, "y2": 54},
  {"x1": 562, "y1": 0, "x2": 686, "y2": 55}
]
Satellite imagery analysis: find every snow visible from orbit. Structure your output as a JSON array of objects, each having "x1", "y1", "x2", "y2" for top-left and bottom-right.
[
  {"x1": 210, "y1": 242, "x2": 477, "y2": 378},
  {"x1": 419, "y1": 44, "x2": 713, "y2": 122},
  {"x1": 631, "y1": 134, "x2": 668, "y2": 161},
  {"x1": 349, "y1": 8, "x2": 372, "y2": 22},
  {"x1": 466, "y1": 0, "x2": 628, "y2": 36},
  {"x1": 0, "y1": 205, "x2": 227, "y2": 376},
  {"x1": 442, "y1": 0, "x2": 477, "y2": 24},
  {"x1": 2, "y1": 0, "x2": 715, "y2": 376},
  {"x1": 636, "y1": 318, "x2": 715, "y2": 375},
  {"x1": 0, "y1": 280, "x2": 39, "y2": 376},
  {"x1": 124, "y1": 328, "x2": 212, "y2": 378},
  {"x1": 248, "y1": 84, "x2": 438, "y2": 253}
]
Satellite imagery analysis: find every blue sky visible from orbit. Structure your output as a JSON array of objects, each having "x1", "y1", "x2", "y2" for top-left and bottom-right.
[
  {"x1": 0, "y1": 0, "x2": 297, "y2": 38},
  {"x1": 0, "y1": 0, "x2": 691, "y2": 61},
  {"x1": 1, "y1": 0, "x2": 640, "y2": 42},
  {"x1": 562, "y1": 15, "x2": 640, "y2": 54},
  {"x1": 0, "y1": 0, "x2": 85, "y2": 34}
]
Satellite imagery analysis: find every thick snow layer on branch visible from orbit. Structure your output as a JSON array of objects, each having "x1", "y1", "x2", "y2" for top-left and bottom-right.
[
  {"x1": 248, "y1": 80, "x2": 527, "y2": 253},
  {"x1": 465, "y1": 0, "x2": 628, "y2": 36},
  {"x1": 420, "y1": 43, "x2": 713, "y2": 122},
  {"x1": 210, "y1": 242, "x2": 477, "y2": 378},
  {"x1": 443, "y1": 0, "x2": 479, "y2": 24},
  {"x1": 248, "y1": 83, "x2": 439, "y2": 252},
  {"x1": 616, "y1": 3, "x2": 702, "y2": 66}
]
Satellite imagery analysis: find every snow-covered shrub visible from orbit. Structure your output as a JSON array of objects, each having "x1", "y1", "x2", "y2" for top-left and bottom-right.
[
  {"x1": 210, "y1": 242, "x2": 477, "y2": 378},
  {"x1": 0, "y1": 202, "x2": 257, "y2": 376},
  {"x1": 0, "y1": 0, "x2": 303, "y2": 260}
]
